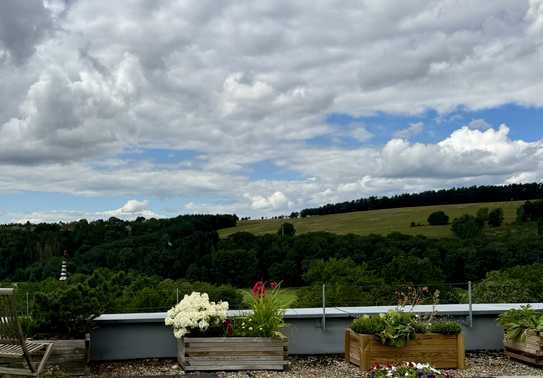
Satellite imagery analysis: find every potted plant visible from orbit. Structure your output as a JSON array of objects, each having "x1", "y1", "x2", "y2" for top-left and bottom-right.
[
  {"x1": 498, "y1": 305, "x2": 543, "y2": 366},
  {"x1": 345, "y1": 287, "x2": 464, "y2": 371},
  {"x1": 166, "y1": 281, "x2": 288, "y2": 372}
]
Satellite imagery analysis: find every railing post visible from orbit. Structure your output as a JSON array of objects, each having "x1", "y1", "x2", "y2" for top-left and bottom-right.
[
  {"x1": 176, "y1": 288, "x2": 179, "y2": 304},
  {"x1": 468, "y1": 281, "x2": 473, "y2": 327},
  {"x1": 322, "y1": 283, "x2": 326, "y2": 331}
]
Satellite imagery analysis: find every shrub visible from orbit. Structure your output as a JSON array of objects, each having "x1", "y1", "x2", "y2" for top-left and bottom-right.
[
  {"x1": 488, "y1": 208, "x2": 504, "y2": 227},
  {"x1": 351, "y1": 315, "x2": 385, "y2": 335},
  {"x1": 352, "y1": 310, "x2": 418, "y2": 348},
  {"x1": 429, "y1": 321, "x2": 462, "y2": 335},
  {"x1": 451, "y1": 215, "x2": 483, "y2": 239},
  {"x1": 476, "y1": 208, "x2": 489, "y2": 224},
  {"x1": 277, "y1": 222, "x2": 296, "y2": 237},
  {"x1": 473, "y1": 264, "x2": 543, "y2": 303},
  {"x1": 427, "y1": 211, "x2": 449, "y2": 226},
  {"x1": 33, "y1": 282, "x2": 100, "y2": 338}
]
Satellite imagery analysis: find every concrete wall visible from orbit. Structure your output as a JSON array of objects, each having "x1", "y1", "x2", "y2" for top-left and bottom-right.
[{"x1": 90, "y1": 303, "x2": 543, "y2": 361}]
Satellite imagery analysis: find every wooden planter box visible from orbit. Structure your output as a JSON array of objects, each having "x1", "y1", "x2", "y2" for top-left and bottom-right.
[
  {"x1": 33, "y1": 337, "x2": 90, "y2": 375},
  {"x1": 504, "y1": 330, "x2": 543, "y2": 366},
  {"x1": 345, "y1": 329, "x2": 465, "y2": 370},
  {"x1": 177, "y1": 334, "x2": 288, "y2": 371},
  {"x1": 0, "y1": 337, "x2": 89, "y2": 376}
]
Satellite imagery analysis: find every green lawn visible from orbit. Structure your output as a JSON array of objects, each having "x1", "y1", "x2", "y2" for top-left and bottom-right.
[{"x1": 220, "y1": 201, "x2": 524, "y2": 238}]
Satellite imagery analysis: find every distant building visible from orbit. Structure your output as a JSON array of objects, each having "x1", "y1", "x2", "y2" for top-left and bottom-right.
[{"x1": 59, "y1": 250, "x2": 69, "y2": 281}]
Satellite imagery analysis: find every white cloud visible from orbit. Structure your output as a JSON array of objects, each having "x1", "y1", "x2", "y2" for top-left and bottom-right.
[
  {"x1": 248, "y1": 191, "x2": 289, "y2": 211},
  {"x1": 100, "y1": 200, "x2": 158, "y2": 219},
  {"x1": 393, "y1": 122, "x2": 424, "y2": 139},
  {"x1": 12, "y1": 199, "x2": 160, "y2": 224},
  {"x1": 466, "y1": 119, "x2": 491, "y2": 130},
  {"x1": 351, "y1": 127, "x2": 374, "y2": 142},
  {"x1": 1, "y1": 1, "x2": 543, "y2": 220}
]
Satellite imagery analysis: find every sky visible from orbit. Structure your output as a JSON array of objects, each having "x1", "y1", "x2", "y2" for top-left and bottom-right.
[{"x1": 1, "y1": 0, "x2": 543, "y2": 223}]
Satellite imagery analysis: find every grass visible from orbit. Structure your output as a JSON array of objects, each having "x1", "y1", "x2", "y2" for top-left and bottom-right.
[{"x1": 220, "y1": 201, "x2": 525, "y2": 238}]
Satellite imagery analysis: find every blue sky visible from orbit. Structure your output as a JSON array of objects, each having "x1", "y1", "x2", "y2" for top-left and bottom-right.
[{"x1": 1, "y1": 1, "x2": 543, "y2": 223}]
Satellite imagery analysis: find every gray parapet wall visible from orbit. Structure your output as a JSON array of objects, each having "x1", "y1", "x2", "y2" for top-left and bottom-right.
[{"x1": 90, "y1": 303, "x2": 543, "y2": 361}]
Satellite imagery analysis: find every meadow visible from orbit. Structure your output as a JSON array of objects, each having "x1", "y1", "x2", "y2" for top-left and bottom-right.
[{"x1": 219, "y1": 201, "x2": 524, "y2": 238}]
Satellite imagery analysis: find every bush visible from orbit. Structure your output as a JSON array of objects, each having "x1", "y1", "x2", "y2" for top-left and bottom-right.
[
  {"x1": 429, "y1": 321, "x2": 462, "y2": 335},
  {"x1": 473, "y1": 264, "x2": 543, "y2": 303},
  {"x1": 351, "y1": 315, "x2": 385, "y2": 335},
  {"x1": 33, "y1": 282, "x2": 100, "y2": 338},
  {"x1": 476, "y1": 208, "x2": 489, "y2": 224},
  {"x1": 277, "y1": 222, "x2": 296, "y2": 237},
  {"x1": 488, "y1": 208, "x2": 504, "y2": 227},
  {"x1": 451, "y1": 215, "x2": 483, "y2": 239},
  {"x1": 427, "y1": 211, "x2": 449, "y2": 226}
]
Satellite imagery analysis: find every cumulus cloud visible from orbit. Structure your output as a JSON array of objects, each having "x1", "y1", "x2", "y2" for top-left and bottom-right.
[
  {"x1": 101, "y1": 200, "x2": 158, "y2": 219},
  {"x1": 13, "y1": 199, "x2": 160, "y2": 224},
  {"x1": 466, "y1": 119, "x2": 492, "y2": 130},
  {"x1": 2, "y1": 1, "x2": 543, "y2": 220},
  {"x1": 248, "y1": 191, "x2": 289, "y2": 211},
  {"x1": 0, "y1": 0, "x2": 52, "y2": 63}
]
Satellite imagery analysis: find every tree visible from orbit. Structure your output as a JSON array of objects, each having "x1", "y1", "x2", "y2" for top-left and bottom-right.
[
  {"x1": 451, "y1": 215, "x2": 483, "y2": 239},
  {"x1": 487, "y1": 208, "x2": 504, "y2": 227},
  {"x1": 289, "y1": 212, "x2": 299, "y2": 219},
  {"x1": 427, "y1": 211, "x2": 449, "y2": 226},
  {"x1": 476, "y1": 208, "x2": 489, "y2": 225},
  {"x1": 277, "y1": 223, "x2": 296, "y2": 238}
]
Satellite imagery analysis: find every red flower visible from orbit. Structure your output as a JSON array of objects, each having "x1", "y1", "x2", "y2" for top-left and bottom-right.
[
  {"x1": 270, "y1": 281, "x2": 278, "y2": 289},
  {"x1": 225, "y1": 319, "x2": 233, "y2": 337},
  {"x1": 251, "y1": 281, "x2": 266, "y2": 298}
]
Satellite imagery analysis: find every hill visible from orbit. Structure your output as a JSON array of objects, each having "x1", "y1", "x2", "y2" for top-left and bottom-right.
[{"x1": 219, "y1": 201, "x2": 524, "y2": 238}]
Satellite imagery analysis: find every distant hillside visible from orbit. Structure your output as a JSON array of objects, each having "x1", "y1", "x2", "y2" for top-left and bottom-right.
[
  {"x1": 298, "y1": 183, "x2": 543, "y2": 217},
  {"x1": 220, "y1": 201, "x2": 524, "y2": 238}
]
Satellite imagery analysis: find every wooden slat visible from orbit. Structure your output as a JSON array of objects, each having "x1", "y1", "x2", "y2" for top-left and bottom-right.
[
  {"x1": 180, "y1": 334, "x2": 288, "y2": 372},
  {"x1": 187, "y1": 345, "x2": 284, "y2": 352},
  {"x1": 505, "y1": 348, "x2": 543, "y2": 366},
  {"x1": 188, "y1": 355, "x2": 285, "y2": 362},
  {"x1": 184, "y1": 364, "x2": 285, "y2": 371},
  {"x1": 185, "y1": 337, "x2": 278, "y2": 343},
  {"x1": 347, "y1": 331, "x2": 464, "y2": 370}
]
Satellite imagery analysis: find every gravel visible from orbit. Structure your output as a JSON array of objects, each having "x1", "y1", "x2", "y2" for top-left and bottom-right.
[{"x1": 90, "y1": 352, "x2": 543, "y2": 377}]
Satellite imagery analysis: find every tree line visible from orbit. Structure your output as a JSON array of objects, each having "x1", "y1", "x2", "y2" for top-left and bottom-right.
[{"x1": 297, "y1": 182, "x2": 543, "y2": 217}]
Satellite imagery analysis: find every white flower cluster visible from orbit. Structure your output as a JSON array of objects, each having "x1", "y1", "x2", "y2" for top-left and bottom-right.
[{"x1": 165, "y1": 292, "x2": 229, "y2": 339}]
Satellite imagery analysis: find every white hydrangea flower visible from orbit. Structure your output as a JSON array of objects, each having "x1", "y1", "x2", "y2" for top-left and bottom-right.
[{"x1": 164, "y1": 292, "x2": 229, "y2": 338}]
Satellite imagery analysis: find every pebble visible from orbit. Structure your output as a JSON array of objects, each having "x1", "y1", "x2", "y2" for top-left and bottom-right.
[{"x1": 90, "y1": 352, "x2": 543, "y2": 377}]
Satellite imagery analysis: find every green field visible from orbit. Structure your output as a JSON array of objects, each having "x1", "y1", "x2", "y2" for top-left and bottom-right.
[{"x1": 220, "y1": 201, "x2": 524, "y2": 238}]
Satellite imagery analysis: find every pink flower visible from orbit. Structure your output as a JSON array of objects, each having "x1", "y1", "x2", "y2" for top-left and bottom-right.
[{"x1": 251, "y1": 281, "x2": 266, "y2": 298}]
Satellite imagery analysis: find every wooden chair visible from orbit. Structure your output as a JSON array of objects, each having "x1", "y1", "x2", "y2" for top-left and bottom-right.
[{"x1": 0, "y1": 288, "x2": 53, "y2": 377}]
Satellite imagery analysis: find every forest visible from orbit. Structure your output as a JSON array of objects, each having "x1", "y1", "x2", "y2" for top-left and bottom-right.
[
  {"x1": 2, "y1": 196, "x2": 543, "y2": 337},
  {"x1": 298, "y1": 182, "x2": 543, "y2": 217}
]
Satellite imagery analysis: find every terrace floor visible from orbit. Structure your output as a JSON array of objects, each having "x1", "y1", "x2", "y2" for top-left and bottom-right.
[{"x1": 89, "y1": 353, "x2": 543, "y2": 377}]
